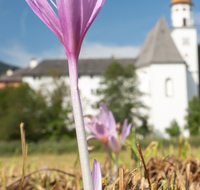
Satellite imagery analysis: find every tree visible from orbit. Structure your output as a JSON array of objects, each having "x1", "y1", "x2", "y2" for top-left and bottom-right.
[
  {"x1": 185, "y1": 96, "x2": 200, "y2": 135},
  {"x1": 39, "y1": 71, "x2": 75, "y2": 141},
  {"x1": 0, "y1": 75, "x2": 75, "y2": 142},
  {"x1": 165, "y1": 120, "x2": 181, "y2": 138},
  {"x1": 97, "y1": 61, "x2": 146, "y2": 125},
  {"x1": 0, "y1": 83, "x2": 47, "y2": 141},
  {"x1": 135, "y1": 116, "x2": 151, "y2": 137}
]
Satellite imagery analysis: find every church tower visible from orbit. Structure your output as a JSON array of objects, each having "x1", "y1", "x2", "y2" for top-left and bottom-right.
[{"x1": 170, "y1": 0, "x2": 199, "y2": 99}]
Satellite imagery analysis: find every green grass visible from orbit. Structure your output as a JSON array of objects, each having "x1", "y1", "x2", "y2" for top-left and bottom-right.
[{"x1": 0, "y1": 135, "x2": 200, "y2": 155}]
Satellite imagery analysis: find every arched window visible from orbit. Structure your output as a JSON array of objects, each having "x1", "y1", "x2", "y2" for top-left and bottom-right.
[
  {"x1": 183, "y1": 18, "x2": 187, "y2": 26},
  {"x1": 166, "y1": 78, "x2": 174, "y2": 97}
]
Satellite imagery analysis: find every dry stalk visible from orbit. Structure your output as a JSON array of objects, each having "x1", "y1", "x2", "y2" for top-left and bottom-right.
[
  {"x1": 173, "y1": 171, "x2": 177, "y2": 190},
  {"x1": 186, "y1": 164, "x2": 190, "y2": 190},
  {"x1": 178, "y1": 135, "x2": 182, "y2": 160},
  {"x1": 20, "y1": 123, "x2": 28, "y2": 190},
  {"x1": 137, "y1": 141, "x2": 151, "y2": 190},
  {"x1": 119, "y1": 168, "x2": 123, "y2": 190},
  {"x1": 6, "y1": 168, "x2": 77, "y2": 188}
]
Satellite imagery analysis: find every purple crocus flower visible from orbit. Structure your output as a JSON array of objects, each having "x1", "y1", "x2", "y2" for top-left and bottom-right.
[
  {"x1": 85, "y1": 103, "x2": 117, "y2": 144},
  {"x1": 25, "y1": 1, "x2": 105, "y2": 189},
  {"x1": 108, "y1": 119, "x2": 132, "y2": 154},
  {"x1": 92, "y1": 159, "x2": 102, "y2": 190}
]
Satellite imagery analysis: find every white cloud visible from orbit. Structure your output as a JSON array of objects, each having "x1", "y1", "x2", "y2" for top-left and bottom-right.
[
  {"x1": 0, "y1": 43, "x2": 66, "y2": 67},
  {"x1": 0, "y1": 41, "x2": 140, "y2": 68},
  {"x1": 80, "y1": 41, "x2": 140, "y2": 59}
]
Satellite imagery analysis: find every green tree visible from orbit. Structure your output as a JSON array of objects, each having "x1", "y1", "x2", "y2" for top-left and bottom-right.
[
  {"x1": 0, "y1": 83, "x2": 47, "y2": 141},
  {"x1": 98, "y1": 61, "x2": 146, "y2": 125},
  {"x1": 40, "y1": 73, "x2": 75, "y2": 141},
  {"x1": 0, "y1": 75, "x2": 75, "y2": 141},
  {"x1": 135, "y1": 116, "x2": 151, "y2": 137},
  {"x1": 185, "y1": 96, "x2": 200, "y2": 135},
  {"x1": 165, "y1": 120, "x2": 181, "y2": 138}
]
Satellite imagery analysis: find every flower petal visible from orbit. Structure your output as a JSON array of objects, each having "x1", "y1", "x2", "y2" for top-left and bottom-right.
[
  {"x1": 120, "y1": 119, "x2": 132, "y2": 145},
  {"x1": 79, "y1": 0, "x2": 105, "y2": 51},
  {"x1": 92, "y1": 159, "x2": 102, "y2": 190},
  {"x1": 56, "y1": 0, "x2": 105, "y2": 58},
  {"x1": 108, "y1": 136, "x2": 120, "y2": 153},
  {"x1": 25, "y1": 0, "x2": 64, "y2": 44}
]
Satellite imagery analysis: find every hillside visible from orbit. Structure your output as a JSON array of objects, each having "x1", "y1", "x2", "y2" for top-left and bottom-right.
[{"x1": 0, "y1": 61, "x2": 19, "y2": 76}]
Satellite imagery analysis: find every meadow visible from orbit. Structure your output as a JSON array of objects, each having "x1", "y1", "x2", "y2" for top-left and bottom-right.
[{"x1": 1, "y1": 135, "x2": 200, "y2": 190}]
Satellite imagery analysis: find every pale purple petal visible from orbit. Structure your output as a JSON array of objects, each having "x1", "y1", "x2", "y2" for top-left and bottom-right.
[
  {"x1": 108, "y1": 136, "x2": 121, "y2": 153},
  {"x1": 96, "y1": 123, "x2": 106, "y2": 136},
  {"x1": 79, "y1": 0, "x2": 105, "y2": 52},
  {"x1": 120, "y1": 119, "x2": 132, "y2": 145},
  {"x1": 87, "y1": 135, "x2": 96, "y2": 141},
  {"x1": 25, "y1": 0, "x2": 64, "y2": 44},
  {"x1": 99, "y1": 103, "x2": 116, "y2": 133},
  {"x1": 92, "y1": 159, "x2": 102, "y2": 190},
  {"x1": 56, "y1": 0, "x2": 82, "y2": 57},
  {"x1": 108, "y1": 111, "x2": 117, "y2": 134},
  {"x1": 99, "y1": 102, "x2": 109, "y2": 125},
  {"x1": 84, "y1": 117, "x2": 98, "y2": 135}
]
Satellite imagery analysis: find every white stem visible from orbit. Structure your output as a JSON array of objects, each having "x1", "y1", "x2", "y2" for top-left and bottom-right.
[
  {"x1": 68, "y1": 56, "x2": 93, "y2": 190},
  {"x1": 113, "y1": 153, "x2": 119, "y2": 180},
  {"x1": 104, "y1": 143, "x2": 112, "y2": 177}
]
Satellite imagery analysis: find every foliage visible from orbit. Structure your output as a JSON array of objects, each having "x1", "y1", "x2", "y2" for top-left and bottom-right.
[
  {"x1": 0, "y1": 76, "x2": 75, "y2": 142},
  {"x1": 165, "y1": 120, "x2": 181, "y2": 138},
  {"x1": 185, "y1": 96, "x2": 200, "y2": 135},
  {"x1": 97, "y1": 61, "x2": 146, "y2": 125},
  {"x1": 135, "y1": 116, "x2": 151, "y2": 137}
]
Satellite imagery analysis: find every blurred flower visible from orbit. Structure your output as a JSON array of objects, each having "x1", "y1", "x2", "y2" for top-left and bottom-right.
[
  {"x1": 85, "y1": 103, "x2": 117, "y2": 145},
  {"x1": 92, "y1": 159, "x2": 102, "y2": 190},
  {"x1": 108, "y1": 119, "x2": 132, "y2": 154}
]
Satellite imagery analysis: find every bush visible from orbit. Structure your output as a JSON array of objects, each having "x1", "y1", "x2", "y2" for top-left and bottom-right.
[
  {"x1": 185, "y1": 96, "x2": 200, "y2": 135},
  {"x1": 0, "y1": 79, "x2": 75, "y2": 142},
  {"x1": 165, "y1": 120, "x2": 181, "y2": 138}
]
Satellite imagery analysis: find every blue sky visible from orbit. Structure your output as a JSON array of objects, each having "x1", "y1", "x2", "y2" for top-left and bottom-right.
[{"x1": 0, "y1": 0, "x2": 199, "y2": 67}]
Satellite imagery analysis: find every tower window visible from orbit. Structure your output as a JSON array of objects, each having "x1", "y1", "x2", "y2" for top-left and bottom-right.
[
  {"x1": 176, "y1": 9, "x2": 178, "y2": 11},
  {"x1": 183, "y1": 8, "x2": 186, "y2": 11},
  {"x1": 165, "y1": 78, "x2": 174, "y2": 97},
  {"x1": 183, "y1": 18, "x2": 187, "y2": 26}
]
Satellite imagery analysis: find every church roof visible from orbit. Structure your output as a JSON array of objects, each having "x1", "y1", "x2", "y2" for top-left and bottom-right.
[
  {"x1": 24, "y1": 58, "x2": 135, "y2": 76},
  {"x1": 135, "y1": 17, "x2": 184, "y2": 68},
  {"x1": 0, "y1": 67, "x2": 31, "y2": 82}
]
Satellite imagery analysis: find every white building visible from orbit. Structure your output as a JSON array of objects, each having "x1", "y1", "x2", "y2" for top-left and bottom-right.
[
  {"x1": 136, "y1": 0, "x2": 199, "y2": 135},
  {"x1": 22, "y1": 59, "x2": 134, "y2": 115}
]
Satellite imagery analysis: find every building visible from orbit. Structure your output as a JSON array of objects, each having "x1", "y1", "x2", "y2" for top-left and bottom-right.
[
  {"x1": 0, "y1": 59, "x2": 36, "y2": 89},
  {"x1": 0, "y1": 0, "x2": 198, "y2": 135},
  {"x1": 22, "y1": 58, "x2": 134, "y2": 115},
  {"x1": 136, "y1": 0, "x2": 199, "y2": 135}
]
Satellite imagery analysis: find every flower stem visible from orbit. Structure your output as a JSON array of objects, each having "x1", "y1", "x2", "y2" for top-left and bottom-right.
[
  {"x1": 113, "y1": 153, "x2": 119, "y2": 180},
  {"x1": 68, "y1": 56, "x2": 93, "y2": 190},
  {"x1": 104, "y1": 143, "x2": 112, "y2": 177}
]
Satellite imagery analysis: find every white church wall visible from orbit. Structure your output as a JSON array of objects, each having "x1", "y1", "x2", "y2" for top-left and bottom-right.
[
  {"x1": 171, "y1": 28, "x2": 199, "y2": 96},
  {"x1": 149, "y1": 64, "x2": 188, "y2": 135},
  {"x1": 136, "y1": 67, "x2": 152, "y2": 119}
]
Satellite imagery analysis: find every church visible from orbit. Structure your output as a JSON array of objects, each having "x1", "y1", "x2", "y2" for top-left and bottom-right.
[
  {"x1": 136, "y1": 0, "x2": 199, "y2": 135},
  {"x1": 0, "y1": 0, "x2": 198, "y2": 135}
]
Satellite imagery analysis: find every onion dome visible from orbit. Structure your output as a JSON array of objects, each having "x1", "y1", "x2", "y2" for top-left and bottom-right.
[{"x1": 171, "y1": 0, "x2": 192, "y2": 4}]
